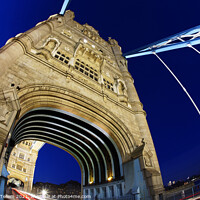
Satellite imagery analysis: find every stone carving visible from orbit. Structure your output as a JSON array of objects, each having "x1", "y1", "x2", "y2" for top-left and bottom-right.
[
  {"x1": 113, "y1": 77, "x2": 128, "y2": 103},
  {"x1": 62, "y1": 29, "x2": 73, "y2": 39},
  {"x1": 0, "y1": 96, "x2": 13, "y2": 125},
  {"x1": 143, "y1": 147, "x2": 154, "y2": 168},
  {"x1": 144, "y1": 155, "x2": 152, "y2": 167},
  {"x1": 83, "y1": 24, "x2": 99, "y2": 36},
  {"x1": 42, "y1": 37, "x2": 60, "y2": 56},
  {"x1": 114, "y1": 78, "x2": 127, "y2": 96},
  {"x1": 81, "y1": 24, "x2": 109, "y2": 47},
  {"x1": 76, "y1": 45, "x2": 103, "y2": 67},
  {"x1": 31, "y1": 37, "x2": 61, "y2": 60}
]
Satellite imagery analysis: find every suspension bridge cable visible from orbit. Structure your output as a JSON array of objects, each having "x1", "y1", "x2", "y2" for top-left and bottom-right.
[
  {"x1": 153, "y1": 52, "x2": 200, "y2": 115},
  {"x1": 60, "y1": 0, "x2": 71, "y2": 15},
  {"x1": 177, "y1": 37, "x2": 200, "y2": 55}
]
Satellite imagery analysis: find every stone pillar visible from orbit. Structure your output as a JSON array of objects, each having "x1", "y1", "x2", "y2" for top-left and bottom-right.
[
  {"x1": 0, "y1": 89, "x2": 20, "y2": 196},
  {"x1": 0, "y1": 89, "x2": 20, "y2": 160},
  {"x1": 123, "y1": 151, "x2": 151, "y2": 199},
  {"x1": 113, "y1": 184, "x2": 118, "y2": 198},
  {"x1": 106, "y1": 186, "x2": 112, "y2": 198},
  {"x1": 121, "y1": 182, "x2": 125, "y2": 196},
  {"x1": 109, "y1": 38, "x2": 164, "y2": 199}
]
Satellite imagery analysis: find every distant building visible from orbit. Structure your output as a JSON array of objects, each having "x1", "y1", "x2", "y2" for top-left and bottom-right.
[
  {"x1": 164, "y1": 176, "x2": 200, "y2": 199},
  {"x1": 7, "y1": 140, "x2": 44, "y2": 192},
  {"x1": 32, "y1": 180, "x2": 81, "y2": 199}
]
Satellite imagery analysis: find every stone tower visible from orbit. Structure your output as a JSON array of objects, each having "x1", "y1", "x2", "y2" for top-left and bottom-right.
[
  {"x1": 0, "y1": 10, "x2": 163, "y2": 199},
  {"x1": 7, "y1": 140, "x2": 44, "y2": 192}
]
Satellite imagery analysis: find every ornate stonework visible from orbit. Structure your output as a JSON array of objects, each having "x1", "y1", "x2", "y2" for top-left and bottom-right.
[
  {"x1": 7, "y1": 140, "x2": 44, "y2": 192},
  {"x1": 0, "y1": 10, "x2": 164, "y2": 199}
]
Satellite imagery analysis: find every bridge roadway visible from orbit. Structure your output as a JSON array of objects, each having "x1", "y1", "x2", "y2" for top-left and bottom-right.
[{"x1": 4, "y1": 188, "x2": 44, "y2": 200}]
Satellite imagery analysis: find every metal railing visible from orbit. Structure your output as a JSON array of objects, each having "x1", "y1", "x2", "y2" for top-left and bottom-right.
[
  {"x1": 165, "y1": 183, "x2": 200, "y2": 200},
  {"x1": 99, "y1": 197, "x2": 135, "y2": 200}
]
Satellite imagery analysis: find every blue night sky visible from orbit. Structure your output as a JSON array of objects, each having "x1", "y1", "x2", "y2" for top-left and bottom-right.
[{"x1": 1, "y1": 0, "x2": 200, "y2": 186}]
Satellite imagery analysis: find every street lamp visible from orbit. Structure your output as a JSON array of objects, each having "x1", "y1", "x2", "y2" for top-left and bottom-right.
[{"x1": 42, "y1": 190, "x2": 47, "y2": 198}]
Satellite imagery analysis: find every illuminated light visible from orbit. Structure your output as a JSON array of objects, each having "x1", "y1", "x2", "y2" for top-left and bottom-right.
[
  {"x1": 83, "y1": 39, "x2": 88, "y2": 43},
  {"x1": 92, "y1": 45, "x2": 95, "y2": 48},
  {"x1": 108, "y1": 176, "x2": 113, "y2": 181},
  {"x1": 42, "y1": 190, "x2": 47, "y2": 196},
  {"x1": 89, "y1": 180, "x2": 93, "y2": 184}
]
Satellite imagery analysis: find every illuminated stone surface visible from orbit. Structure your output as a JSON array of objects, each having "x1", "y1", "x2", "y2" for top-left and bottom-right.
[{"x1": 0, "y1": 10, "x2": 163, "y2": 199}]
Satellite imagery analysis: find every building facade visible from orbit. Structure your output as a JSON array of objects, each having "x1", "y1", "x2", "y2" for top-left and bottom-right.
[
  {"x1": 0, "y1": 10, "x2": 164, "y2": 199},
  {"x1": 32, "y1": 180, "x2": 81, "y2": 199},
  {"x1": 7, "y1": 140, "x2": 44, "y2": 192}
]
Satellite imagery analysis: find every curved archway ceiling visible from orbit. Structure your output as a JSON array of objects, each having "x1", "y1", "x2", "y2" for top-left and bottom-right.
[{"x1": 11, "y1": 107, "x2": 123, "y2": 185}]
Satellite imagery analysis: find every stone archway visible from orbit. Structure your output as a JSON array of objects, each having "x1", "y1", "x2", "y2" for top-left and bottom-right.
[{"x1": 0, "y1": 10, "x2": 164, "y2": 199}]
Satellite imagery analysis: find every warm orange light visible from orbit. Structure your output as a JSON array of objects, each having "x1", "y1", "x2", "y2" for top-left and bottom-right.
[
  {"x1": 89, "y1": 181, "x2": 93, "y2": 184},
  {"x1": 108, "y1": 176, "x2": 113, "y2": 181}
]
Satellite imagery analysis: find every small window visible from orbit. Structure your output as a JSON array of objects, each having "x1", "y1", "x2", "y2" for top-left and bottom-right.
[
  {"x1": 59, "y1": 57, "x2": 64, "y2": 61},
  {"x1": 16, "y1": 165, "x2": 22, "y2": 171},
  {"x1": 55, "y1": 55, "x2": 59, "y2": 59},
  {"x1": 12, "y1": 164, "x2": 15, "y2": 168},
  {"x1": 80, "y1": 68, "x2": 84, "y2": 73},
  {"x1": 13, "y1": 152, "x2": 16, "y2": 156},
  {"x1": 64, "y1": 60, "x2": 69, "y2": 64},
  {"x1": 94, "y1": 78, "x2": 98, "y2": 82},
  {"x1": 85, "y1": 68, "x2": 89, "y2": 71},
  {"x1": 19, "y1": 153, "x2": 24, "y2": 159},
  {"x1": 57, "y1": 51, "x2": 61, "y2": 54},
  {"x1": 80, "y1": 64, "x2": 84, "y2": 68},
  {"x1": 75, "y1": 66, "x2": 78, "y2": 70},
  {"x1": 27, "y1": 158, "x2": 30, "y2": 161},
  {"x1": 23, "y1": 168, "x2": 27, "y2": 173},
  {"x1": 26, "y1": 142, "x2": 28, "y2": 145},
  {"x1": 61, "y1": 54, "x2": 65, "y2": 57},
  {"x1": 90, "y1": 74, "x2": 93, "y2": 79},
  {"x1": 85, "y1": 72, "x2": 88, "y2": 76}
]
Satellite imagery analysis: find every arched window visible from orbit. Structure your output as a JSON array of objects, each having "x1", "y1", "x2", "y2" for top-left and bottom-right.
[
  {"x1": 16, "y1": 165, "x2": 22, "y2": 171},
  {"x1": 19, "y1": 153, "x2": 24, "y2": 159}
]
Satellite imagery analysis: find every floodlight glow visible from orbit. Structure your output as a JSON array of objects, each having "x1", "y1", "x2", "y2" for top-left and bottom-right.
[
  {"x1": 42, "y1": 190, "x2": 47, "y2": 196},
  {"x1": 108, "y1": 176, "x2": 113, "y2": 181},
  {"x1": 83, "y1": 39, "x2": 88, "y2": 43}
]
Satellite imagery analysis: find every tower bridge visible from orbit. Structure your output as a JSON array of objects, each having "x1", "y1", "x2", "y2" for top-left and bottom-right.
[{"x1": 0, "y1": 10, "x2": 163, "y2": 199}]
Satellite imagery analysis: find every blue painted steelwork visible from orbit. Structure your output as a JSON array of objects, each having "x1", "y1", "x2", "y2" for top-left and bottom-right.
[
  {"x1": 60, "y1": 0, "x2": 71, "y2": 15},
  {"x1": 124, "y1": 25, "x2": 200, "y2": 58},
  {"x1": 123, "y1": 25, "x2": 200, "y2": 115}
]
